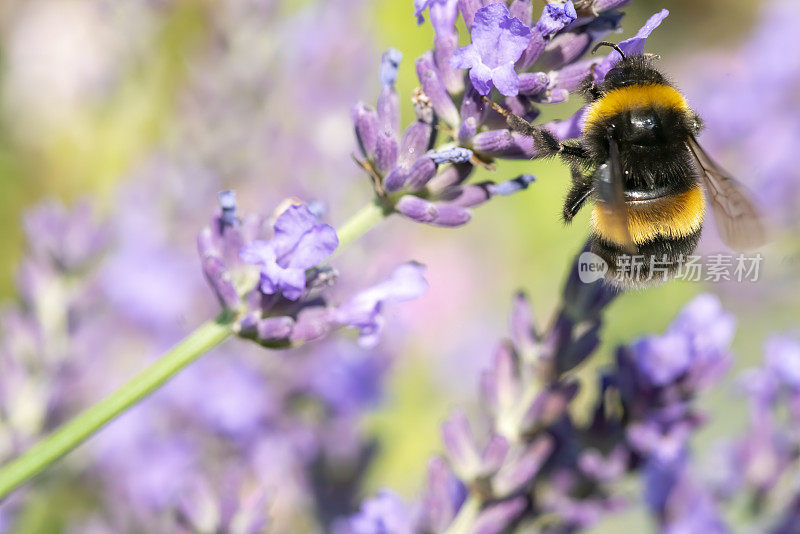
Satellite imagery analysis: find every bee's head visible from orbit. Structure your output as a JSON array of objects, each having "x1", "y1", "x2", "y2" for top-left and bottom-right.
[{"x1": 593, "y1": 42, "x2": 667, "y2": 89}]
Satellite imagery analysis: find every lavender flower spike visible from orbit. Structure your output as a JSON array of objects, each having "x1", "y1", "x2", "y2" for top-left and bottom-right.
[{"x1": 450, "y1": 3, "x2": 532, "y2": 96}]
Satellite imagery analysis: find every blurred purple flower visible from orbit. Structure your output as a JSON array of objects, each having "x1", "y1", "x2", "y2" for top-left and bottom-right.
[
  {"x1": 450, "y1": 3, "x2": 532, "y2": 96},
  {"x1": 343, "y1": 490, "x2": 417, "y2": 534},
  {"x1": 335, "y1": 263, "x2": 428, "y2": 348}
]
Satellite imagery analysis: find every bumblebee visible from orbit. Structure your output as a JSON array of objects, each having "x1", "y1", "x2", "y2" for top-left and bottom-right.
[{"x1": 488, "y1": 42, "x2": 766, "y2": 288}]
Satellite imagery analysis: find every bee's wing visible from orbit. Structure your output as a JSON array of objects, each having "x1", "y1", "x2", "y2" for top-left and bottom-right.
[
  {"x1": 687, "y1": 134, "x2": 767, "y2": 250},
  {"x1": 595, "y1": 135, "x2": 637, "y2": 253}
]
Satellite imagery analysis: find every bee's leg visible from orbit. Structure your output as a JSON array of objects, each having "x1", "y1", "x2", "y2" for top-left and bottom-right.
[
  {"x1": 563, "y1": 167, "x2": 594, "y2": 223},
  {"x1": 482, "y1": 96, "x2": 562, "y2": 158},
  {"x1": 690, "y1": 112, "x2": 704, "y2": 134},
  {"x1": 482, "y1": 96, "x2": 591, "y2": 161},
  {"x1": 578, "y1": 75, "x2": 602, "y2": 102}
]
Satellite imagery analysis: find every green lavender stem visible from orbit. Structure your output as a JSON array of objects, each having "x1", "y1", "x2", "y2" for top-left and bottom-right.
[
  {"x1": 0, "y1": 199, "x2": 390, "y2": 500},
  {"x1": 332, "y1": 199, "x2": 389, "y2": 253}
]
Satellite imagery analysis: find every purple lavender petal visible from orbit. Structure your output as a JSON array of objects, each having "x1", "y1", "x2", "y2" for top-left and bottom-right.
[
  {"x1": 270, "y1": 204, "x2": 339, "y2": 270},
  {"x1": 450, "y1": 3, "x2": 532, "y2": 96},
  {"x1": 594, "y1": 9, "x2": 669, "y2": 81},
  {"x1": 335, "y1": 263, "x2": 428, "y2": 348}
]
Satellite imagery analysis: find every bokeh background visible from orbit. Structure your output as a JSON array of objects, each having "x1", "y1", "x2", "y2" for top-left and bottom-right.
[{"x1": 0, "y1": 0, "x2": 798, "y2": 531}]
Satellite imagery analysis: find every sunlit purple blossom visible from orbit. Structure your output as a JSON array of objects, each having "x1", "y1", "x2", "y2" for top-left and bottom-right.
[{"x1": 450, "y1": 3, "x2": 532, "y2": 96}]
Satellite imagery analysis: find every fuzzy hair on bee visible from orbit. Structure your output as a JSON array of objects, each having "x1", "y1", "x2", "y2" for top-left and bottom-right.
[{"x1": 484, "y1": 42, "x2": 766, "y2": 289}]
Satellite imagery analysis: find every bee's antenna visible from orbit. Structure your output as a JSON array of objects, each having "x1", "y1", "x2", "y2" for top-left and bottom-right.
[{"x1": 592, "y1": 41, "x2": 626, "y2": 60}]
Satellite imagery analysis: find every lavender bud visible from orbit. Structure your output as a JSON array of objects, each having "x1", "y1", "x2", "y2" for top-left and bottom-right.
[
  {"x1": 460, "y1": 84, "x2": 488, "y2": 125},
  {"x1": 352, "y1": 103, "x2": 379, "y2": 158},
  {"x1": 551, "y1": 58, "x2": 599, "y2": 92},
  {"x1": 429, "y1": 147, "x2": 473, "y2": 165},
  {"x1": 516, "y1": 31, "x2": 546, "y2": 70},
  {"x1": 490, "y1": 174, "x2": 536, "y2": 196},
  {"x1": 374, "y1": 131, "x2": 399, "y2": 174},
  {"x1": 518, "y1": 72, "x2": 550, "y2": 96},
  {"x1": 472, "y1": 129, "x2": 540, "y2": 159},
  {"x1": 481, "y1": 435, "x2": 511, "y2": 474},
  {"x1": 427, "y1": 162, "x2": 474, "y2": 193},
  {"x1": 379, "y1": 48, "x2": 403, "y2": 88},
  {"x1": 377, "y1": 87, "x2": 401, "y2": 136},
  {"x1": 384, "y1": 166, "x2": 410, "y2": 193},
  {"x1": 544, "y1": 107, "x2": 586, "y2": 141},
  {"x1": 445, "y1": 183, "x2": 492, "y2": 208},
  {"x1": 471, "y1": 497, "x2": 527, "y2": 533},
  {"x1": 458, "y1": 117, "x2": 478, "y2": 145},
  {"x1": 457, "y1": 0, "x2": 482, "y2": 30},
  {"x1": 396, "y1": 195, "x2": 438, "y2": 223},
  {"x1": 218, "y1": 190, "x2": 237, "y2": 227},
  {"x1": 378, "y1": 50, "x2": 402, "y2": 134},
  {"x1": 421, "y1": 458, "x2": 466, "y2": 532},
  {"x1": 492, "y1": 437, "x2": 553, "y2": 497},
  {"x1": 434, "y1": 34, "x2": 464, "y2": 95},
  {"x1": 416, "y1": 53, "x2": 460, "y2": 127},
  {"x1": 405, "y1": 157, "x2": 438, "y2": 191},
  {"x1": 441, "y1": 410, "x2": 483, "y2": 480},
  {"x1": 399, "y1": 120, "x2": 435, "y2": 168},
  {"x1": 199, "y1": 254, "x2": 241, "y2": 311},
  {"x1": 509, "y1": 0, "x2": 533, "y2": 25},
  {"x1": 520, "y1": 382, "x2": 580, "y2": 431},
  {"x1": 239, "y1": 314, "x2": 295, "y2": 344},
  {"x1": 431, "y1": 203, "x2": 471, "y2": 227},
  {"x1": 482, "y1": 343, "x2": 520, "y2": 416},
  {"x1": 289, "y1": 306, "x2": 334, "y2": 343}
]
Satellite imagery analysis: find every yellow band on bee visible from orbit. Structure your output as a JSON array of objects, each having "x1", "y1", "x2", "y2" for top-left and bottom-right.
[
  {"x1": 583, "y1": 84, "x2": 690, "y2": 132},
  {"x1": 591, "y1": 184, "x2": 705, "y2": 246}
]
